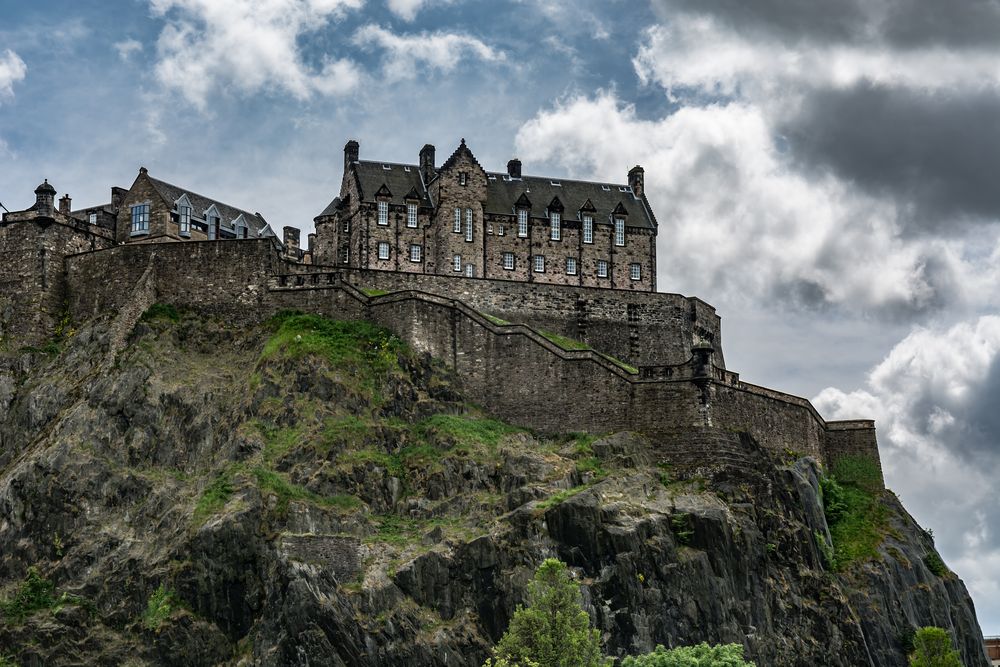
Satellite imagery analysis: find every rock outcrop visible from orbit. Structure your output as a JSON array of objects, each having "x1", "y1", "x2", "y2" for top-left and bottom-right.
[{"x1": 0, "y1": 313, "x2": 989, "y2": 666}]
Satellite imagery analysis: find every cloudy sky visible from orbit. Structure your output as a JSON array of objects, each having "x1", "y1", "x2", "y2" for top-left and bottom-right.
[{"x1": 2, "y1": 0, "x2": 1000, "y2": 636}]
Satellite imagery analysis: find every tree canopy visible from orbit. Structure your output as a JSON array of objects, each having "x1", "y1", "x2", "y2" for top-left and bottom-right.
[
  {"x1": 621, "y1": 642, "x2": 755, "y2": 667},
  {"x1": 909, "y1": 627, "x2": 961, "y2": 667}
]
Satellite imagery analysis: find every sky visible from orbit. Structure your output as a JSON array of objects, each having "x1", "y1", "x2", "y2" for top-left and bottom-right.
[{"x1": 2, "y1": 0, "x2": 1000, "y2": 637}]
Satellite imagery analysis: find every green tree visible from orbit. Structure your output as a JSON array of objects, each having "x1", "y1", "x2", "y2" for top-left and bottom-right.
[
  {"x1": 621, "y1": 642, "x2": 755, "y2": 666},
  {"x1": 484, "y1": 559, "x2": 610, "y2": 667},
  {"x1": 909, "y1": 627, "x2": 961, "y2": 667}
]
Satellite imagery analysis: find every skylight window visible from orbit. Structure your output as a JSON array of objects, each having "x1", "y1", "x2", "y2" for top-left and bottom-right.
[
  {"x1": 382, "y1": 164, "x2": 391, "y2": 170},
  {"x1": 550, "y1": 181, "x2": 561, "y2": 187},
  {"x1": 601, "y1": 185, "x2": 611, "y2": 191}
]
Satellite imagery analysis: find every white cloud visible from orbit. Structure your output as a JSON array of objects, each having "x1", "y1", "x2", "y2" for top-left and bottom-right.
[
  {"x1": 814, "y1": 316, "x2": 1000, "y2": 628},
  {"x1": 386, "y1": 0, "x2": 453, "y2": 21},
  {"x1": 114, "y1": 39, "x2": 143, "y2": 62},
  {"x1": 515, "y1": 92, "x2": 977, "y2": 314},
  {"x1": 0, "y1": 50, "x2": 27, "y2": 102},
  {"x1": 352, "y1": 24, "x2": 504, "y2": 82},
  {"x1": 148, "y1": 0, "x2": 363, "y2": 109}
]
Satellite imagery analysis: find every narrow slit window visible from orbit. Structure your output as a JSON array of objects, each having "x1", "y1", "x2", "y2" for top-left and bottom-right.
[
  {"x1": 465, "y1": 208, "x2": 473, "y2": 242},
  {"x1": 453, "y1": 255, "x2": 462, "y2": 272}
]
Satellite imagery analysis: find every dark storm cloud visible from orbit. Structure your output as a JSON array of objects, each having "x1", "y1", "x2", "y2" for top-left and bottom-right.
[
  {"x1": 881, "y1": 0, "x2": 1000, "y2": 48},
  {"x1": 781, "y1": 81, "x2": 1000, "y2": 231},
  {"x1": 960, "y1": 356, "x2": 1000, "y2": 458}
]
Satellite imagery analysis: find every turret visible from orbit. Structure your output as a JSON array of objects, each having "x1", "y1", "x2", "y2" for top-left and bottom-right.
[
  {"x1": 58, "y1": 194, "x2": 72, "y2": 215},
  {"x1": 33, "y1": 179, "x2": 56, "y2": 215}
]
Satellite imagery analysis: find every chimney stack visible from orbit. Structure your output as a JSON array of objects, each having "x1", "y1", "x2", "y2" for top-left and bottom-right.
[
  {"x1": 307, "y1": 233, "x2": 316, "y2": 252},
  {"x1": 628, "y1": 165, "x2": 644, "y2": 198},
  {"x1": 33, "y1": 179, "x2": 56, "y2": 214},
  {"x1": 59, "y1": 194, "x2": 72, "y2": 215},
  {"x1": 344, "y1": 140, "x2": 359, "y2": 171},
  {"x1": 419, "y1": 144, "x2": 436, "y2": 183},
  {"x1": 111, "y1": 186, "x2": 128, "y2": 212},
  {"x1": 283, "y1": 226, "x2": 301, "y2": 253},
  {"x1": 507, "y1": 158, "x2": 522, "y2": 179}
]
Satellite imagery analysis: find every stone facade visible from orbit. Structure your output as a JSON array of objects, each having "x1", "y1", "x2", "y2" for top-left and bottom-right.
[{"x1": 314, "y1": 140, "x2": 658, "y2": 291}]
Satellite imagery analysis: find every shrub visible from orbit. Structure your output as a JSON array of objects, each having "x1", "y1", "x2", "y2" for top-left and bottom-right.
[
  {"x1": 0, "y1": 567, "x2": 56, "y2": 623},
  {"x1": 142, "y1": 584, "x2": 176, "y2": 631},
  {"x1": 622, "y1": 643, "x2": 756, "y2": 666},
  {"x1": 909, "y1": 626, "x2": 961, "y2": 667},
  {"x1": 485, "y1": 559, "x2": 610, "y2": 667},
  {"x1": 923, "y1": 552, "x2": 949, "y2": 577},
  {"x1": 140, "y1": 303, "x2": 180, "y2": 323}
]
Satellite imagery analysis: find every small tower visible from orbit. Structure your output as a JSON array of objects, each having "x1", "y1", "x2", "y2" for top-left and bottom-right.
[
  {"x1": 344, "y1": 140, "x2": 359, "y2": 171},
  {"x1": 628, "y1": 165, "x2": 644, "y2": 198},
  {"x1": 33, "y1": 179, "x2": 56, "y2": 215}
]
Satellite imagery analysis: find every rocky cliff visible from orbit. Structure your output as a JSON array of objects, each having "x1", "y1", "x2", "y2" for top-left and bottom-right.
[{"x1": 0, "y1": 311, "x2": 989, "y2": 666}]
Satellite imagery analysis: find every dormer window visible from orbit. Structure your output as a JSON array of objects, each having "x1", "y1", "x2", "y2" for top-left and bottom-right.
[
  {"x1": 517, "y1": 209, "x2": 528, "y2": 237},
  {"x1": 614, "y1": 218, "x2": 625, "y2": 246},
  {"x1": 407, "y1": 203, "x2": 418, "y2": 228},
  {"x1": 550, "y1": 212, "x2": 561, "y2": 241},
  {"x1": 179, "y1": 205, "x2": 191, "y2": 236},
  {"x1": 130, "y1": 204, "x2": 150, "y2": 235},
  {"x1": 583, "y1": 215, "x2": 593, "y2": 244},
  {"x1": 378, "y1": 201, "x2": 389, "y2": 226},
  {"x1": 88, "y1": 212, "x2": 97, "y2": 225}
]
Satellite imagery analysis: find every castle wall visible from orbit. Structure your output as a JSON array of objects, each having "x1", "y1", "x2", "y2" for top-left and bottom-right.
[
  {"x1": 0, "y1": 217, "x2": 112, "y2": 345},
  {"x1": 338, "y1": 267, "x2": 724, "y2": 369},
  {"x1": 824, "y1": 420, "x2": 884, "y2": 485}
]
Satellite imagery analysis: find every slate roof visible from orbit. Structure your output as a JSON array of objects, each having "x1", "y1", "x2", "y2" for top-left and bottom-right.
[
  {"x1": 146, "y1": 175, "x2": 271, "y2": 236},
  {"x1": 317, "y1": 197, "x2": 341, "y2": 218},
  {"x1": 352, "y1": 162, "x2": 432, "y2": 207},
  {"x1": 484, "y1": 174, "x2": 655, "y2": 230}
]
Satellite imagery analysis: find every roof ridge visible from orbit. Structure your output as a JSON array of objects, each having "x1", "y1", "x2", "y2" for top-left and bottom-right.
[
  {"x1": 487, "y1": 172, "x2": 633, "y2": 190},
  {"x1": 146, "y1": 174, "x2": 262, "y2": 220}
]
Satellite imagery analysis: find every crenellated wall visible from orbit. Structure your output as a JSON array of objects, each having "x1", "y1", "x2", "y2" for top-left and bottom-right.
[{"x1": 61, "y1": 241, "x2": 882, "y2": 483}]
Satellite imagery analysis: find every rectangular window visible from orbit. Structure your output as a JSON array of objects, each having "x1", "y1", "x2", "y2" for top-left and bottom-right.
[
  {"x1": 407, "y1": 203, "x2": 418, "y2": 228},
  {"x1": 465, "y1": 265, "x2": 474, "y2": 278},
  {"x1": 550, "y1": 212, "x2": 561, "y2": 241},
  {"x1": 517, "y1": 209, "x2": 528, "y2": 237},
  {"x1": 378, "y1": 201, "x2": 388, "y2": 226},
  {"x1": 378, "y1": 241, "x2": 390, "y2": 260},
  {"x1": 630, "y1": 263, "x2": 641, "y2": 281},
  {"x1": 343, "y1": 219, "x2": 350, "y2": 233},
  {"x1": 583, "y1": 215, "x2": 593, "y2": 244},
  {"x1": 179, "y1": 205, "x2": 191, "y2": 236},
  {"x1": 454, "y1": 208, "x2": 462, "y2": 233},
  {"x1": 615, "y1": 218, "x2": 625, "y2": 246},
  {"x1": 498, "y1": 224, "x2": 505, "y2": 236},
  {"x1": 88, "y1": 212, "x2": 97, "y2": 225},
  {"x1": 459, "y1": 172, "x2": 468, "y2": 186},
  {"x1": 130, "y1": 204, "x2": 150, "y2": 234},
  {"x1": 409, "y1": 244, "x2": 422, "y2": 263},
  {"x1": 534, "y1": 255, "x2": 545, "y2": 273},
  {"x1": 597, "y1": 260, "x2": 608, "y2": 278},
  {"x1": 465, "y1": 208, "x2": 473, "y2": 242},
  {"x1": 503, "y1": 252, "x2": 515, "y2": 270},
  {"x1": 341, "y1": 247, "x2": 350, "y2": 264},
  {"x1": 566, "y1": 257, "x2": 577, "y2": 275},
  {"x1": 453, "y1": 255, "x2": 462, "y2": 272}
]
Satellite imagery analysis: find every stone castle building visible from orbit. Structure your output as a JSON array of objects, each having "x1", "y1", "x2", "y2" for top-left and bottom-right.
[
  {"x1": 0, "y1": 139, "x2": 883, "y2": 486},
  {"x1": 313, "y1": 140, "x2": 657, "y2": 290}
]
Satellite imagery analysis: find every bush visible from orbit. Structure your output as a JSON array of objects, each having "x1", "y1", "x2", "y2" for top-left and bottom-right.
[
  {"x1": 923, "y1": 552, "x2": 949, "y2": 577},
  {"x1": 140, "y1": 303, "x2": 180, "y2": 323},
  {"x1": 909, "y1": 626, "x2": 961, "y2": 667},
  {"x1": 0, "y1": 567, "x2": 56, "y2": 623},
  {"x1": 142, "y1": 584, "x2": 176, "y2": 631},
  {"x1": 621, "y1": 643, "x2": 756, "y2": 666},
  {"x1": 485, "y1": 559, "x2": 610, "y2": 667}
]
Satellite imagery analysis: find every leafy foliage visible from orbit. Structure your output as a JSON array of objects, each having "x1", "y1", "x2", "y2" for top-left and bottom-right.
[
  {"x1": 142, "y1": 584, "x2": 177, "y2": 631},
  {"x1": 908, "y1": 627, "x2": 961, "y2": 667},
  {"x1": 923, "y1": 552, "x2": 949, "y2": 577},
  {"x1": 193, "y1": 471, "x2": 234, "y2": 523},
  {"x1": 621, "y1": 643, "x2": 756, "y2": 666},
  {"x1": 140, "y1": 303, "x2": 181, "y2": 323},
  {"x1": 486, "y1": 559, "x2": 610, "y2": 667},
  {"x1": 819, "y1": 456, "x2": 888, "y2": 571},
  {"x1": 0, "y1": 567, "x2": 56, "y2": 623}
]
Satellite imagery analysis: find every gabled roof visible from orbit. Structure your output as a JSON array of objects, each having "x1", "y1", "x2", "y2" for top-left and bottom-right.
[
  {"x1": 437, "y1": 138, "x2": 487, "y2": 176},
  {"x1": 351, "y1": 161, "x2": 432, "y2": 207},
  {"x1": 375, "y1": 183, "x2": 393, "y2": 199},
  {"x1": 317, "y1": 197, "x2": 341, "y2": 218},
  {"x1": 484, "y1": 175, "x2": 654, "y2": 229},
  {"x1": 145, "y1": 175, "x2": 269, "y2": 234}
]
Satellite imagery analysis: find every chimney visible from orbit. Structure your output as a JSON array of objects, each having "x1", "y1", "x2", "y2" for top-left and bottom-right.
[
  {"x1": 419, "y1": 144, "x2": 436, "y2": 183},
  {"x1": 283, "y1": 226, "x2": 301, "y2": 252},
  {"x1": 344, "y1": 140, "x2": 359, "y2": 171},
  {"x1": 34, "y1": 179, "x2": 56, "y2": 214},
  {"x1": 111, "y1": 186, "x2": 128, "y2": 212},
  {"x1": 628, "y1": 165, "x2": 644, "y2": 198},
  {"x1": 307, "y1": 233, "x2": 316, "y2": 252},
  {"x1": 507, "y1": 158, "x2": 522, "y2": 179},
  {"x1": 59, "y1": 194, "x2": 72, "y2": 215}
]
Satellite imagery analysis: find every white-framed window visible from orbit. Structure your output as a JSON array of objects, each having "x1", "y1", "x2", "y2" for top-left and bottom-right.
[
  {"x1": 207, "y1": 213, "x2": 220, "y2": 239},
  {"x1": 378, "y1": 241, "x2": 390, "y2": 260},
  {"x1": 550, "y1": 212, "x2": 561, "y2": 241},
  {"x1": 465, "y1": 208, "x2": 473, "y2": 242},
  {"x1": 179, "y1": 205, "x2": 191, "y2": 236},
  {"x1": 630, "y1": 263, "x2": 641, "y2": 281},
  {"x1": 498, "y1": 224, "x2": 505, "y2": 236},
  {"x1": 453, "y1": 254, "x2": 462, "y2": 272},
  {"x1": 614, "y1": 218, "x2": 625, "y2": 246},
  {"x1": 409, "y1": 244, "x2": 422, "y2": 262},
  {"x1": 378, "y1": 201, "x2": 389, "y2": 226},
  {"x1": 407, "y1": 203, "x2": 418, "y2": 228},
  {"x1": 534, "y1": 255, "x2": 545, "y2": 273},
  {"x1": 566, "y1": 257, "x2": 577, "y2": 275},
  {"x1": 503, "y1": 252, "x2": 515, "y2": 270},
  {"x1": 517, "y1": 209, "x2": 528, "y2": 237},
  {"x1": 341, "y1": 247, "x2": 350, "y2": 264},
  {"x1": 454, "y1": 208, "x2": 462, "y2": 233},
  {"x1": 459, "y1": 172, "x2": 468, "y2": 186},
  {"x1": 130, "y1": 204, "x2": 150, "y2": 234},
  {"x1": 343, "y1": 219, "x2": 350, "y2": 233},
  {"x1": 583, "y1": 215, "x2": 593, "y2": 244},
  {"x1": 597, "y1": 260, "x2": 608, "y2": 278},
  {"x1": 465, "y1": 265, "x2": 474, "y2": 278},
  {"x1": 88, "y1": 212, "x2": 97, "y2": 225}
]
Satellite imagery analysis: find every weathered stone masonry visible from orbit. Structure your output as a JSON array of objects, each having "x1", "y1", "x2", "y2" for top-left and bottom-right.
[{"x1": 63, "y1": 240, "x2": 882, "y2": 484}]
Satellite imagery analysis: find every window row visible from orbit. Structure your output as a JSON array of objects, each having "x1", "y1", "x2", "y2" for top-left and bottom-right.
[{"x1": 378, "y1": 201, "x2": 420, "y2": 228}]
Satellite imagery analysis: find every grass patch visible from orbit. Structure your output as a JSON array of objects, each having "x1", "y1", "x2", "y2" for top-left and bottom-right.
[
  {"x1": 820, "y1": 460, "x2": 888, "y2": 571},
  {"x1": 923, "y1": 551, "x2": 949, "y2": 577},
  {"x1": 256, "y1": 423, "x2": 302, "y2": 463},
  {"x1": 319, "y1": 416, "x2": 371, "y2": 454},
  {"x1": 537, "y1": 485, "x2": 588, "y2": 510},
  {"x1": 361, "y1": 288, "x2": 389, "y2": 297},
  {"x1": 253, "y1": 467, "x2": 360, "y2": 514},
  {"x1": 597, "y1": 352, "x2": 639, "y2": 374},
  {"x1": 539, "y1": 330, "x2": 591, "y2": 351},
  {"x1": 193, "y1": 472, "x2": 234, "y2": 524},
  {"x1": 140, "y1": 303, "x2": 180, "y2": 323},
  {"x1": 415, "y1": 414, "x2": 522, "y2": 450},
  {"x1": 480, "y1": 312, "x2": 510, "y2": 326},
  {"x1": 142, "y1": 584, "x2": 177, "y2": 631},
  {"x1": 0, "y1": 654, "x2": 19, "y2": 667}
]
